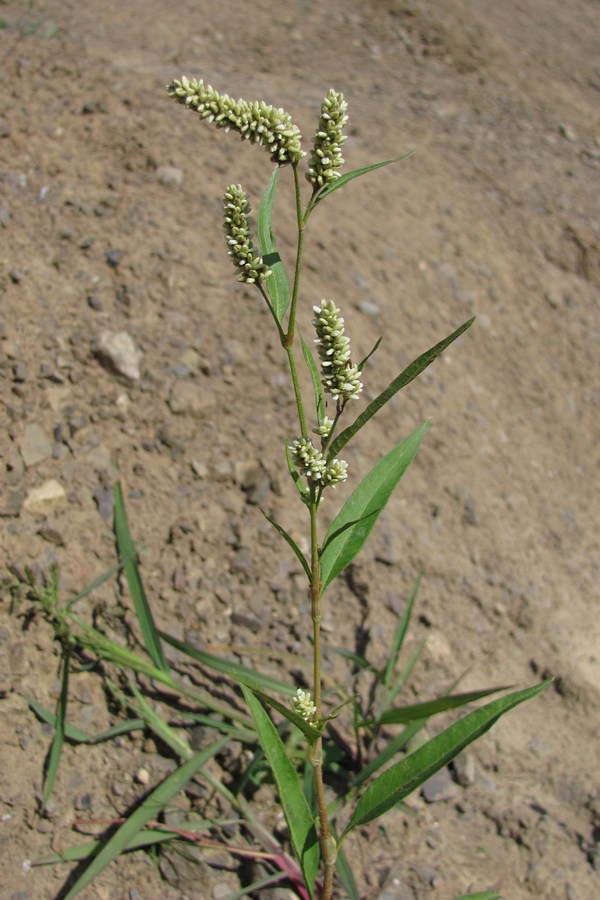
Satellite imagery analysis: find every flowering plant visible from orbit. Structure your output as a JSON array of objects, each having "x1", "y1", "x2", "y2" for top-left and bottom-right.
[{"x1": 15, "y1": 79, "x2": 548, "y2": 900}]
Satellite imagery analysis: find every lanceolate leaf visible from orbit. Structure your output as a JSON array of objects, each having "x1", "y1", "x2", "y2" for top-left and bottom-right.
[
  {"x1": 343, "y1": 680, "x2": 551, "y2": 837},
  {"x1": 114, "y1": 482, "x2": 169, "y2": 673},
  {"x1": 328, "y1": 318, "x2": 475, "y2": 459},
  {"x1": 320, "y1": 422, "x2": 429, "y2": 590},
  {"x1": 377, "y1": 686, "x2": 511, "y2": 726},
  {"x1": 310, "y1": 152, "x2": 414, "y2": 208},
  {"x1": 300, "y1": 333, "x2": 325, "y2": 422},
  {"x1": 41, "y1": 648, "x2": 70, "y2": 812},
  {"x1": 242, "y1": 687, "x2": 320, "y2": 898},
  {"x1": 258, "y1": 168, "x2": 290, "y2": 324},
  {"x1": 158, "y1": 631, "x2": 295, "y2": 697},
  {"x1": 233, "y1": 673, "x2": 321, "y2": 744},
  {"x1": 259, "y1": 508, "x2": 311, "y2": 579}
]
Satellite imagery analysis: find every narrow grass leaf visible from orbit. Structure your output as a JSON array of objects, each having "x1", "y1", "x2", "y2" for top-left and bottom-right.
[
  {"x1": 114, "y1": 482, "x2": 169, "y2": 673},
  {"x1": 300, "y1": 333, "x2": 325, "y2": 422},
  {"x1": 335, "y1": 842, "x2": 361, "y2": 900},
  {"x1": 343, "y1": 680, "x2": 551, "y2": 836},
  {"x1": 382, "y1": 576, "x2": 421, "y2": 688},
  {"x1": 233, "y1": 673, "x2": 321, "y2": 743},
  {"x1": 62, "y1": 737, "x2": 229, "y2": 899},
  {"x1": 158, "y1": 630, "x2": 296, "y2": 697},
  {"x1": 24, "y1": 695, "x2": 144, "y2": 744},
  {"x1": 380, "y1": 638, "x2": 426, "y2": 715},
  {"x1": 258, "y1": 168, "x2": 290, "y2": 323},
  {"x1": 378, "y1": 686, "x2": 511, "y2": 726},
  {"x1": 41, "y1": 648, "x2": 70, "y2": 811},
  {"x1": 33, "y1": 829, "x2": 181, "y2": 864},
  {"x1": 321, "y1": 422, "x2": 429, "y2": 590},
  {"x1": 259, "y1": 508, "x2": 311, "y2": 579},
  {"x1": 242, "y1": 687, "x2": 320, "y2": 898},
  {"x1": 311, "y1": 153, "x2": 414, "y2": 207},
  {"x1": 329, "y1": 318, "x2": 475, "y2": 459},
  {"x1": 454, "y1": 892, "x2": 501, "y2": 900}
]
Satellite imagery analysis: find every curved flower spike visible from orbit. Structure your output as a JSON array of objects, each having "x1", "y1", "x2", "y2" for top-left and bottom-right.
[{"x1": 167, "y1": 77, "x2": 304, "y2": 165}]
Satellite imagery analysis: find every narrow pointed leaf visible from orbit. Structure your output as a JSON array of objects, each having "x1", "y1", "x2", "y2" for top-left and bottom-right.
[
  {"x1": 233, "y1": 673, "x2": 321, "y2": 743},
  {"x1": 63, "y1": 737, "x2": 229, "y2": 899},
  {"x1": 24, "y1": 695, "x2": 144, "y2": 744},
  {"x1": 382, "y1": 576, "x2": 421, "y2": 687},
  {"x1": 321, "y1": 422, "x2": 429, "y2": 590},
  {"x1": 454, "y1": 892, "x2": 501, "y2": 900},
  {"x1": 33, "y1": 829, "x2": 181, "y2": 865},
  {"x1": 259, "y1": 508, "x2": 311, "y2": 579},
  {"x1": 311, "y1": 153, "x2": 414, "y2": 208},
  {"x1": 258, "y1": 168, "x2": 290, "y2": 323},
  {"x1": 41, "y1": 648, "x2": 70, "y2": 811},
  {"x1": 158, "y1": 630, "x2": 296, "y2": 697},
  {"x1": 335, "y1": 842, "x2": 360, "y2": 900},
  {"x1": 114, "y1": 482, "x2": 169, "y2": 673},
  {"x1": 242, "y1": 688, "x2": 320, "y2": 897},
  {"x1": 300, "y1": 333, "x2": 325, "y2": 422},
  {"x1": 378, "y1": 686, "x2": 511, "y2": 726},
  {"x1": 357, "y1": 336, "x2": 383, "y2": 373},
  {"x1": 351, "y1": 719, "x2": 426, "y2": 791},
  {"x1": 329, "y1": 318, "x2": 475, "y2": 459},
  {"x1": 320, "y1": 509, "x2": 381, "y2": 555},
  {"x1": 343, "y1": 680, "x2": 550, "y2": 836}
]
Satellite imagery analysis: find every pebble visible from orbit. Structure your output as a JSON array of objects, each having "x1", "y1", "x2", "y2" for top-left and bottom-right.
[
  {"x1": 93, "y1": 330, "x2": 142, "y2": 381},
  {"x1": 23, "y1": 479, "x2": 67, "y2": 513},
  {"x1": 105, "y1": 248, "x2": 122, "y2": 268},
  {"x1": 37, "y1": 519, "x2": 66, "y2": 546},
  {"x1": 421, "y1": 767, "x2": 459, "y2": 802},
  {"x1": 0, "y1": 489, "x2": 24, "y2": 517},
  {"x1": 452, "y1": 750, "x2": 476, "y2": 786},
  {"x1": 157, "y1": 165, "x2": 184, "y2": 186},
  {"x1": 19, "y1": 424, "x2": 53, "y2": 467},
  {"x1": 168, "y1": 379, "x2": 216, "y2": 417}
]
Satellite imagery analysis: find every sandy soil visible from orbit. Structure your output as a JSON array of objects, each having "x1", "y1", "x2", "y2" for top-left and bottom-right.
[{"x1": 1, "y1": 0, "x2": 599, "y2": 897}]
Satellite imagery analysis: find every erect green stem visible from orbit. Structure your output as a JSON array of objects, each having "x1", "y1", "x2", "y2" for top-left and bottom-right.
[
  {"x1": 284, "y1": 163, "x2": 306, "y2": 349},
  {"x1": 309, "y1": 499, "x2": 336, "y2": 899}
]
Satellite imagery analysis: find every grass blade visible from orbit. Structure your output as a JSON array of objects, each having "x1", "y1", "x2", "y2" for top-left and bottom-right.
[
  {"x1": 242, "y1": 687, "x2": 320, "y2": 898},
  {"x1": 320, "y1": 422, "x2": 429, "y2": 590},
  {"x1": 259, "y1": 507, "x2": 311, "y2": 579},
  {"x1": 62, "y1": 737, "x2": 229, "y2": 899},
  {"x1": 335, "y1": 842, "x2": 360, "y2": 900},
  {"x1": 310, "y1": 153, "x2": 414, "y2": 208},
  {"x1": 343, "y1": 680, "x2": 551, "y2": 836},
  {"x1": 33, "y1": 829, "x2": 181, "y2": 864},
  {"x1": 454, "y1": 892, "x2": 501, "y2": 900},
  {"x1": 24, "y1": 694, "x2": 144, "y2": 744},
  {"x1": 378, "y1": 686, "x2": 512, "y2": 726},
  {"x1": 258, "y1": 168, "x2": 290, "y2": 323},
  {"x1": 382, "y1": 576, "x2": 421, "y2": 688},
  {"x1": 41, "y1": 648, "x2": 70, "y2": 812},
  {"x1": 158, "y1": 630, "x2": 296, "y2": 696},
  {"x1": 113, "y1": 482, "x2": 169, "y2": 673},
  {"x1": 329, "y1": 318, "x2": 475, "y2": 459}
]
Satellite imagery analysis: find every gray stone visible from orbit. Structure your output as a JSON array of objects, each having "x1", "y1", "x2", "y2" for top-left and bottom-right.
[
  {"x1": 93, "y1": 330, "x2": 142, "y2": 381},
  {"x1": 20, "y1": 424, "x2": 53, "y2": 467},
  {"x1": 157, "y1": 165, "x2": 184, "y2": 186},
  {"x1": 422, "y1": 767, "x2": 459, "y2": 802},
  {"x1": 168, "y1": 379, "x2": 216, "y2": 417}
]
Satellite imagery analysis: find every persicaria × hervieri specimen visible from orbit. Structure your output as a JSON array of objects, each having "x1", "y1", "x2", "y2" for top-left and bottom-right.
[
  {"x1": 313, "y1": 299, "x2": 363, "y2": 402},
  {"x1": 223, "y1": 185, "x2": 272, "y2": 284}
]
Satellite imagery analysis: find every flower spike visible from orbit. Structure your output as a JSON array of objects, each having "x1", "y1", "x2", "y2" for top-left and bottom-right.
[
  {"x1": 223, "y1": 185, "x2": 272, "y2": 284},
  {"x1": 306, "y1": 90, "x2": 349, "y2": 189},
  {"x1": 167, "y1": 77, "x2": 304, "y2": 165}
]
